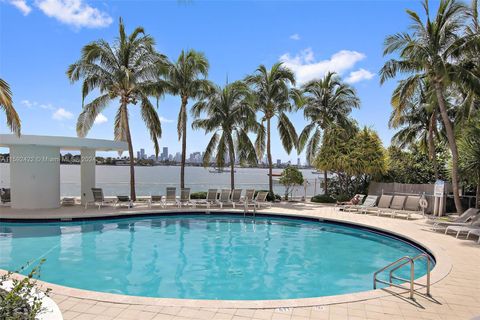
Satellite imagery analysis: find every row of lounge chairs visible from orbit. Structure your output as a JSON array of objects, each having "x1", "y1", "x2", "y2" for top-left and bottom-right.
[
  {"x1": 428, "y1": 208, "x2": 480, "y2": 244},
  {"x1": 337, "y1": 194, "x2": 423, "y2": 220},
  {"x1": 86, "y1": 187, "x2": 271, "y2": 210}
]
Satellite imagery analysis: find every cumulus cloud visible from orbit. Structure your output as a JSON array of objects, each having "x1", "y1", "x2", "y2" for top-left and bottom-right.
[
  {"x1": 346, "y1": 68, "x2": 375, "y2": 83},
  {"x1": 280, "y1": 48, "x2": 371, "y2": 84},
  {"x1": 52, "y1": 108, "x2": 74, "y2": 121},
  {"x1": 289, "y1": 33, "x2": 300, "y2": 40},
  {"x1": 39, "y1": 103, "x2": 55, "y2": 110},
  {"x1": 9, "y1": 0, "x2": 32, "y2": 15},
  {"x1": 94, "y1": 113, "x2": 108, "y2": 124},
  {"x1": 21, "y1": 99, "x2": 36, "y2": 108},
  {"x1": 35, "y1": 0, "x2": 112, "y2": 28}
]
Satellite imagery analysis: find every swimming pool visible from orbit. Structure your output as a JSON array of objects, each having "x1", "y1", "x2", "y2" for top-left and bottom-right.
[{"x1": 0, "y1": 214, "x2": 433, "y2": 300}]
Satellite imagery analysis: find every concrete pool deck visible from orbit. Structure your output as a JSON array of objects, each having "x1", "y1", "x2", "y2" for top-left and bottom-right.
[{"x1": 1, "y1": 202, "x2": 479, "y2": 320}]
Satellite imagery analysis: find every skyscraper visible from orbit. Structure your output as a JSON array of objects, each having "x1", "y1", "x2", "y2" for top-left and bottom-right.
[{"x1": 162, "y1": 147, "x2": 168, "y2": 160}]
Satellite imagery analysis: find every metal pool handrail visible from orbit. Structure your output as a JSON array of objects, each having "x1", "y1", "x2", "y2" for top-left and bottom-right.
[
  {"x1": 373, "y1": 253, "x2": 432, "y2": 299},
  {"x1": 373, "y1": 256, "x2": 414, "y2": 299},
  {"x1": 389, "y1": 253, "x2": 432, "y2": 296}
]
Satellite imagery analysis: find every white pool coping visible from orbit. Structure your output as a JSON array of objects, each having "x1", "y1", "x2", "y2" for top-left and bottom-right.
[{"x1": 0, "y1": 206, "x2": 452, "y2": 309}]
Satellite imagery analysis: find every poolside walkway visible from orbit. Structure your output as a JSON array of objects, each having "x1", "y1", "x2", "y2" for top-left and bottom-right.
[{"x1": 1, "y1": 203, "x2": 479, "y2": 320}]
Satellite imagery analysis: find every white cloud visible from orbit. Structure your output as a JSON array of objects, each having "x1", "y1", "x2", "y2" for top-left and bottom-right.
[
  {"x1": 21, "y1": 99, "x2": 36, "y2": 108},
  {"x1": 346, "y1": 68, "x2": 375, "y2": 83},
  {"x1": 289, "y1": 33, "x2": 300, "y2": 41},
  {"x1": 159, "y1": 116, "x2": 173, "y2": 123},
  {"x1": 52, "y1": 108, "x2": 74, "y2": 121},
  {"x1": 9, "y1": 0, "x2": 32, "y2": 15},
  {"x1": 94, "y1": 113, "x2": 108, "y2": 124},
  {"x1": 280, "y1": 48, "x2": 367, "y2": 84},
  {"x1": 35, "y1": 0, "x2": 112, "y2": 28},
  {"x1": 39, "y1": 103, "x2": 55, "y2": 110}
]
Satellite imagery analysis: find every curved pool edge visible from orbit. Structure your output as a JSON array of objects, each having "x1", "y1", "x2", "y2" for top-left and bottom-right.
[{"x1": 0, "y1": 208, "x2": 453, "y2": 309}]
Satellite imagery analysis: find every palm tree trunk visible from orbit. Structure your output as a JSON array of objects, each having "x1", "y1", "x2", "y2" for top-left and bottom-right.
[
  {"x1": 180, "y1": 98, "x2": 187, "y2": 189},
  {"x1": 267, "y1": 118, "x2": 273, "y2": 195},
  {"x1": 476, "y1": 181, "x2": 480, "y2": 209},
  {"x1": 427, "y1": 116, "x2": 439, "y2": 180},
  {"x1": 230, "y1": 153, "x2": 235, "y2": 190},
  {"x1": 434, "y1": 82, "x2": 463, "y2": 213},
  {"x1": 122, "y1": 104, "x2": 136, "y2": 201},
  {"x1": 323, "y1": 170, "x2": 328, "y2": 195}
]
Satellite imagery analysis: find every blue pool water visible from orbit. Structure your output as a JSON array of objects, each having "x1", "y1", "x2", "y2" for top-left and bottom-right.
[{"x1": 0, "y1": 214, "x2": 433, "y2": 300}]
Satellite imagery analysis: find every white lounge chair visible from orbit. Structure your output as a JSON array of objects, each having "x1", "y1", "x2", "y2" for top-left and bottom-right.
[
  {"x1": 252, "y1": 191, "x2": 270, "y2": 209},
  {"x1": 444, "y1": 218, "x2": 480, "y2": 238},
  {"x1": 362, "y1": 195, "x2": 393, "y2": 215},
  {"x1": 428, "y1": 208, "x2": 479, "y2": 225},
  {"x1": 379, "y1": 195, "x2": 406, "y2": 218},
  {"x1": 115, "y1": 195, "x2": 133, "y2": 208},
  {"x1": 336, "y1": 194, "x2": 365, "y2": 212},
  {"x1": 391, "y1": 195, "x2": 422, "y2": 220},
  {"x1": 216, "y1": 189, "x2": 232, "y2": 208},
  {"x1": 149, "y1": 195, "x2": 164, "y2": 208},
  {"x1": 230, "y1": 189, "x2": 243, "y2": 208},
  {"x1": 195, "y1": 189, "x2": 218, "y2": 208},
  {"x1": 342, "y1": 195, "x2": 378, "y2": 213},
  {"x1": 85, "y1": 188, "x2": 116, "y2": 210},
  {"x1": 466, "y1": 228, "x2": 480, "y2": 244},
  {"x1": 238, "y1": 189, "x2": 255, "y2": 208},
  {"x1": 431, "y1": 208, "x2": 480, "y2": 232},
  {"x1": 163, "y1": 187, "x2": 177, "y2": 207},
  {"x1": 178, "y1": 188, "x2": 195, "y2": 208}
]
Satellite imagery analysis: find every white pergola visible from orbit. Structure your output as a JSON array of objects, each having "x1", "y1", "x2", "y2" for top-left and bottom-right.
[{"x1": 0, "y1": 134, "x2": 128, "y2": 209}]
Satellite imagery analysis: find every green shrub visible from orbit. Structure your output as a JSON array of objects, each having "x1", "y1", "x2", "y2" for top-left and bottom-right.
[
  {"x1": 190, "y1": 191, "x2": 207, "y2": 199},
  {"x1": 335, "y1": 194, "x2": 352, "y2": 202},
  {"x1": 311, "y1": 194, "x2": 336, "y2": 203},
  {"x1": 0, "y1": 259, "x2": 50, "y2": 320}
]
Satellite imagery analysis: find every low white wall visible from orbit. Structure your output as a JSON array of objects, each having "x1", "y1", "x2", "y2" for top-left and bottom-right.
[{"x1": 10, "y1": 145, "x2": 60, "y2": 209}]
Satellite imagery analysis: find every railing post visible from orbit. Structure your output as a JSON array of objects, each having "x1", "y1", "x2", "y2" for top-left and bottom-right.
[
  {"x1": 410, "y1": 260, "x2": 415, "y2": 299},
  {"x1": 426, "y1": 257, "x2": 431, "y2": 296}
]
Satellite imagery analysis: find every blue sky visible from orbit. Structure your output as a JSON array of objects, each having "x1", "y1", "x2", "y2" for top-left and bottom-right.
[{"x1": 0, "y1": 0, "x2": 427, "y2": 162}]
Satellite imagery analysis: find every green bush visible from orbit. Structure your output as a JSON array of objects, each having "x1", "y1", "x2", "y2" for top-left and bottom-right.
[
  {"x1": 0, "y1": 259, "x2": 50, "y2": 320},
  {"x1": 190, "y1": 191, "x2": 207, "y2": 199},
  {"x1": 310, "y1": 194, "x2": 336, "y2": 203},
  {"x1": 335, "y1": 194, "x2": 352, "y2": 202}
]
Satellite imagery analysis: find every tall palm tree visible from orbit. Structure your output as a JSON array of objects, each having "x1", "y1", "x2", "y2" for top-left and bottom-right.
[
  {"x1": 458, "y1": 116, "x2": 480, "y2": 208},
  {"x1": 245, "y1": 63, "x2": 298, "y2": 195},
  {"x1": 298, "y1": 72, "x2": 360, "y2": 193},
  {"x1": 389, "y1": 79, "x2": 443, "y2": 179},
  {"x1": 0, "y1": 78, "x2": 21, "y2": 136},
  {"x1": 192, "y1": 81, "x2": 259, "y2": 189},
  {"x1": 163, "y1": 50, "x2": 214, "y2": 189},
  {"x1": 380, "y1": 0, "x2": 479, "y2": 213},
  {"x1": 67, "y1": 18, "x2": 167, "y2": 201}
]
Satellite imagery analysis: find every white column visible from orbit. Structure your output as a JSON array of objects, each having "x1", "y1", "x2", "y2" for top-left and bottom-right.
[
  {"x1": 80, "y1": 148, "x2": 96, "y2": 206},
  {"x1": 10, "y1": 145, "x2": 60, "y2": 209}
]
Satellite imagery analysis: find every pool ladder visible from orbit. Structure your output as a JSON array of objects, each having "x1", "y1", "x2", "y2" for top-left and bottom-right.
[
  {"x1": 243, "y1": 199, "x2": 256, "y2": 219},
  {"x1": 373, "y1": 253, "x2": 432, "y2": 299}
]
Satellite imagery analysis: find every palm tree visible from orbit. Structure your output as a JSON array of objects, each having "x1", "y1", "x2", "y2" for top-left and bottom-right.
[
  {"x1": 458, "y1": 116, "x2": 480, "y2": 208},
  {"x1": 245, "y1": 63, "x2": 298, "y2": 195},
  {"x1": 67, "y1": 18, "x2": 167, "y2": 201},
  {"x1": 163, "y1": 50, "x2": 214, "y2": 189},
  {"x1": 380, "y1": 0, "x2": 479, "y2": 213},
  {"x1": 0, "y1": 78, "x2": 21, "y2": 136},
  {"x1": 192, "y1": 81, "x2": 259, "y2": 189},
  {"x1": 298, "y1": 72, "x2": 360, "y2": 194},
  {"x1": 389, "y1": 79, "x2": 443, "y2": 179}
]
